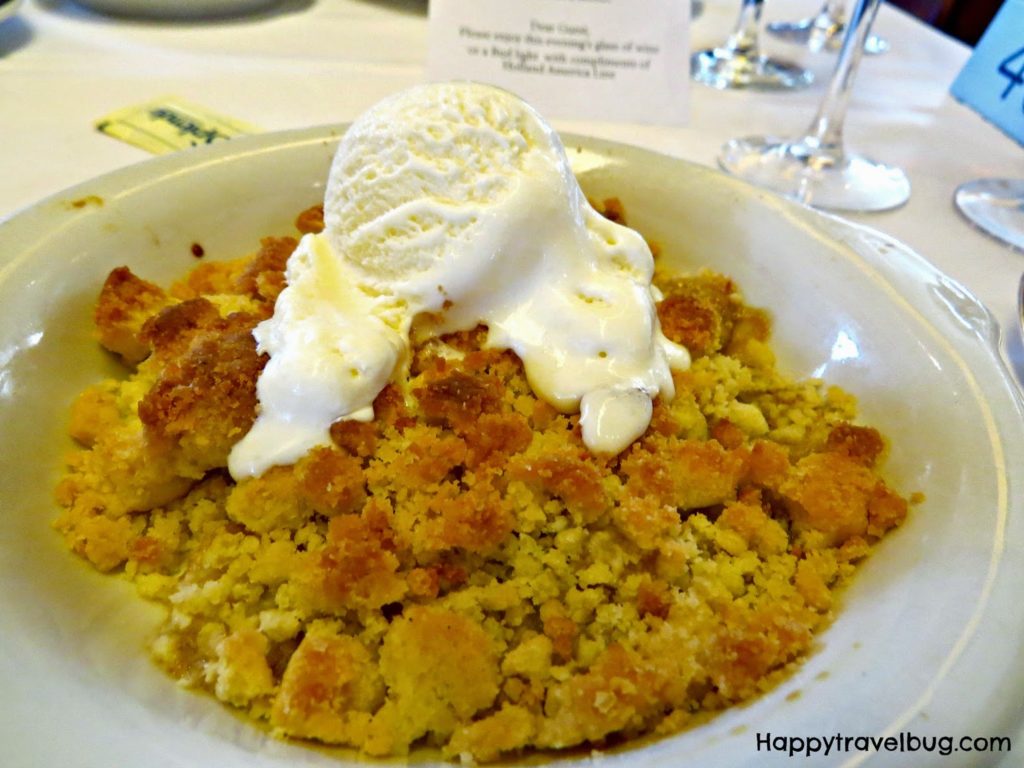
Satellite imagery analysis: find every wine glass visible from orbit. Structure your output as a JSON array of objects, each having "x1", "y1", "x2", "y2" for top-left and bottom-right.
[
  {"x1": 717, "y1": 0, "x2": 909, "y2": 212},
  {"x1": 691, "y1": 0, "x2": 813, "y2": 91},
  {"x1": 954, "y1": 179, "x2": 1024, "y2": 251},
  {"x1": 767, "y1": 0, "x2": 889, "y2": 55}
]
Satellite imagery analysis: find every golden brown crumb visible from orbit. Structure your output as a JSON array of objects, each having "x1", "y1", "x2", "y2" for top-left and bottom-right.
[
  {"x1": 780, "y1": 453, "x2": 881, "y2": 547},
  {"x1": 95, "y1": 266, "x2": 170, "y2": 363},
  {"x1": 295, "y1": 204, "x2": 325, "y2": 234},
  {"x1": 140, "y1": 297, "x2": 222, "y2": 359},
  {"x1": 270, "y1": 627, "x2": 382, "y2": 742},
  {"x1": 138, "y1": 317, "x2": 265, "y2": 470},
  {"x1": 622, "y1": 438, "x2": 746, "y2": 511},
  {"x1": 656, "y1": 273, "x2": 737, "y2": 357},
  {"x1": 598, "y1": 196, "x2": 626, "y2": 223},
  {"x1": 170, "y1": 258, "x2": 249, "y2": 299},
  {"x1": 511, "y1": 449, "x2": 610, "y2": 522},
  {"x1": 825, "y1": 422, "x2": 886, "y2": 466},
  {"x1": 233, "y1": 236, "x2": 296, "y2": 303},
  {"x1": 68, "y1": 383, "x2": 121, "y2": 447},
  {"x1": 414, "y1": 367, "x2": 503, "y2": 428}
]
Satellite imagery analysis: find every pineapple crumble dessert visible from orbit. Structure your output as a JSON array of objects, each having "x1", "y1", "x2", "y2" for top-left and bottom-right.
[
  {"x1": 56, "y1": 201, "x2": 908, "y2": 762},
  {"x1": 55, "y1": 83, "x2": 910, "y2": 762}
]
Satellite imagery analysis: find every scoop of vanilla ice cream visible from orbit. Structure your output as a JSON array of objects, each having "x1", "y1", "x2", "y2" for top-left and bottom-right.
[
  {"x1": 323, "y1": 84, "x2": 546, "y2": 302},
  {"x1": 228, "y1": 82, "x2": 689, "y2": 479}
]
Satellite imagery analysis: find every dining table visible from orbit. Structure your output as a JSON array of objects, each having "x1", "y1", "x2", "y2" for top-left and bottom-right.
[
  {"x1": 1, "y1": 0, "x2": 1023, "y2": 763},
  {"x1": 2, "y1": 0, "x2": 1023, "y2": 379}
]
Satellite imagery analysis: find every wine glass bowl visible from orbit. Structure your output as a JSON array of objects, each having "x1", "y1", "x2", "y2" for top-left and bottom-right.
[
  {"x1": 767, "y1": 0, "x2": 889, "y2": 55},
  {"x1": 691, "y1": 47, "x2": 813, "y2": 91}
]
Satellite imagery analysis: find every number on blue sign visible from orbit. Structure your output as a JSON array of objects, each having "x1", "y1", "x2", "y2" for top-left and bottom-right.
[{"x1": 997, "y1": 46, "x2": 1024, "y2": 100}]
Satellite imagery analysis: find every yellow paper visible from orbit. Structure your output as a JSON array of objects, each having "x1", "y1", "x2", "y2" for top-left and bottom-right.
[{"x1": 95, "y1": 96, "x2": 259, "y2": 154}]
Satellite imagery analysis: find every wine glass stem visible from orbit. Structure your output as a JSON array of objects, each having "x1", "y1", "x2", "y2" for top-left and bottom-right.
[
  {"x1": 725, "y1": 0, "x2": 766, "y2": 56},
  {"x1": 803, "y1": 0, "x2": 882, "y2": 152}
]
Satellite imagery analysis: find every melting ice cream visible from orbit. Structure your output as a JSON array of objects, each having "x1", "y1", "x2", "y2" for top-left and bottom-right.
[{"x1": 229, "y1": 82, "x2": 689, "y2": 479}]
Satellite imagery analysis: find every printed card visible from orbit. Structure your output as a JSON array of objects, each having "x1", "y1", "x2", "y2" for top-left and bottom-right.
[
  {"x1": 950, "y1": 0, "x2": 1024, "y2": 148},
  {"x1": 427, "y1": 0, "x2": 690, "y2": 125}
]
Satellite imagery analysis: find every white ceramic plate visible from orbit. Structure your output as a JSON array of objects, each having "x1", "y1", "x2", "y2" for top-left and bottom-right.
[{"x1": 1, "y1": 127, "x2": 1022, "y2": 768}]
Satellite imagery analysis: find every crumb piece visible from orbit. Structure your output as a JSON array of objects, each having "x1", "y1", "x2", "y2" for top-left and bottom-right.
[
  {"x1": 211, "y1": 628, "x2": 275, "y2": 706},
  {"x1": 622, "y1": 438, "x2": 745, "y2": 511},
  {"x1": 365, "y1": 606, "x2": 500, "y2": 755},
  {"x1": 271, "y1": 627, "x2": 382, "y2": 743},
  {"x1": 94, "y1": 267, "x2": 170, "y2": 363},
  {"x1": 825, "y1": 423, "x2": 885, "y2": 467},
  {"x1": 295, "y1": 204, "x2": 325, "y2": 234}
]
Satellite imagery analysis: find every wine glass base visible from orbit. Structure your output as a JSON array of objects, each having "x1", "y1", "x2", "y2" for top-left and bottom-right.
[
  {"x1": 691, "y1": 48, "x2": 813, "y2": 91},
  {"x1": 954, "y1": 179, "x2": 1024, "y2": 251},
  {"x1": 719, "y1": 136, "x2": 910, "y2": 212},
  {"x1": 767, "y1": 18, "x2": 889, "y2": 55}
]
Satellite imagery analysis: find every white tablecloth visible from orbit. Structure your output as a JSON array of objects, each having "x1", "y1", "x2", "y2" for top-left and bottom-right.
[
  {"x1": 1, "y1": 0, "x2": 1022, "y2": 372},
  {"x1": 1, "y1": 0, "x2": 1023, "y2": 760}
]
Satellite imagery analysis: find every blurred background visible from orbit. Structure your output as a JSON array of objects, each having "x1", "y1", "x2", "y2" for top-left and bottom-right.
[{"x1": 890, "y1": 0, "x2": 1004, "y2": 45}]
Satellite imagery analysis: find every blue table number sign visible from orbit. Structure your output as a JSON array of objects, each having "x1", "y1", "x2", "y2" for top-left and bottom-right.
[{"x1": 950, "y1": 0, "x2": 1024, "y2": 147}]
